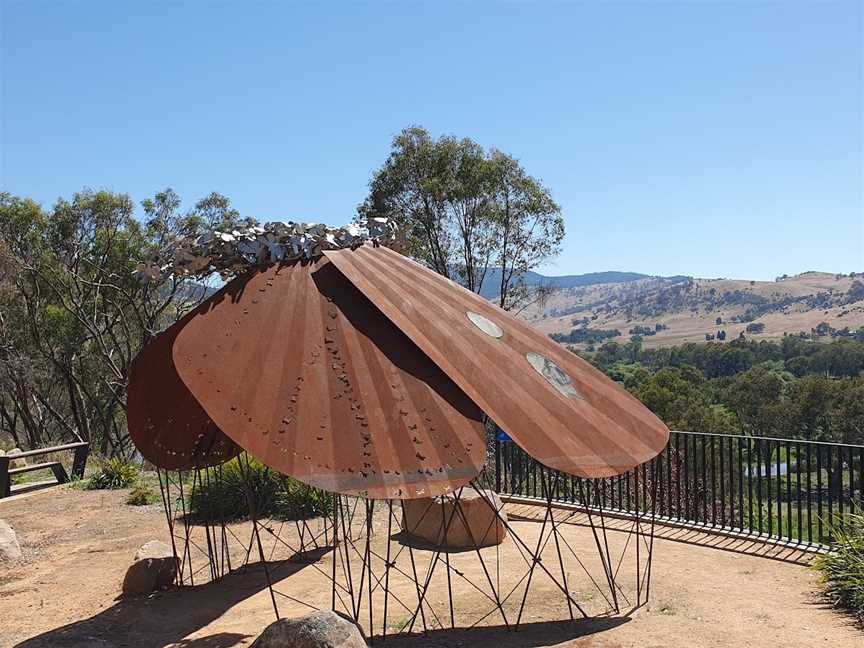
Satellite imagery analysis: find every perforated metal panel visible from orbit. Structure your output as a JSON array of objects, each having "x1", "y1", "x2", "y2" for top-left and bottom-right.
[
  {"x1": 325, "y1": 245, "x2": 670, "y2": 478},
  {"x1": 170, "y1": 257, "x2": 486, "y2": 498},
  {"x1": 127, "y1": 309, "x2": 240, "y2": 470}
]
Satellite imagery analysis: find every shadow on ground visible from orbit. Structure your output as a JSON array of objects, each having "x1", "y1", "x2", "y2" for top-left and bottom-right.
[
  {"x1": 13, "y1": 561, "x2": 297, "y2": 648},
  {"x1": 388, "y1": 529, "x2": 481, "y2": 554},
  {"x1": 15, "y1": 550, "x2": 631, "y2": 648},
  {"x1": 505, "y1": 503, "x2": 818, "y2": 566},
  {"x1": 374, "y1": 616, "x2": 630, "y2": 647}
]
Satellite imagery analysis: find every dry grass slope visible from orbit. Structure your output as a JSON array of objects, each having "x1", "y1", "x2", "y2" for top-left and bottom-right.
[{"x1": 523, "y1": 271, "x2": 864, "y2": 349}]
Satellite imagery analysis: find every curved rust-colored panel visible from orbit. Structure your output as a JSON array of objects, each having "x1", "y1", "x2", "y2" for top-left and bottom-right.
[
  {"x1": 325, "y1": 245, "x2": 670, "y2": 479},
  {"x1": 128, "y1": 311, "x2": 241, "y2": 470},
  {"x1": 171, "y1": 257, "x2": 486, "y2": 499}
]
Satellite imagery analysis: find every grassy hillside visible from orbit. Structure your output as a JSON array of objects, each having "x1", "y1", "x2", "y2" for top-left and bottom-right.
[
  {"x1": 477, "y1": 269, "x2": 653, "y2": 299},
  {"x1": 522, "y1": 271, "x2": 864, "y2": 348}
]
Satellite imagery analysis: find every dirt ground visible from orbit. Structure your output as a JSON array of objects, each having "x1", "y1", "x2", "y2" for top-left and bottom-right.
[{"x1": 0, "y1": 486, "x2": 861, "y2": 648}]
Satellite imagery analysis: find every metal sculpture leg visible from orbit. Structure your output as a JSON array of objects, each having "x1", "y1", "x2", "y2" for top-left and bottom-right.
[{"x1": 154, "y1": 459, "x2": 658, "y2": 639}]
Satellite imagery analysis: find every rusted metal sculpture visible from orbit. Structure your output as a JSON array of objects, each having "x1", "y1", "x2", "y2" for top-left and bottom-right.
[
  {"x1": 171, "y1": 257, "x2": 486, "y2": 499},
  {"x1": 128, "y1": 232, "x2": 670, "y2": 640},
  {"x1": 327, "y1": 246, "x2": 669, "y2": 478},
  {"x1": 127, "y1": 307, "x2": 240, "y2": 470}
]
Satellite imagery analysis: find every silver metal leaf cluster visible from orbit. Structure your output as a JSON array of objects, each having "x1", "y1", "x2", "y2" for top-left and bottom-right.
[{"x1": 134, "y1": 216, "x2": 399, "y2": 281}]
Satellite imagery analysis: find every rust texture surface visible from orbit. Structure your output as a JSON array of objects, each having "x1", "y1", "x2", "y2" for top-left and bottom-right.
[
  {"x1": 127, "y1": 310, "x2": 241, "y2": 470},
  {"x1": 171, "y1": 257, "x2": 486, "y2": 499},
  {"x1": 325, "y1": 245, "x2": 670, "y2": 478}
]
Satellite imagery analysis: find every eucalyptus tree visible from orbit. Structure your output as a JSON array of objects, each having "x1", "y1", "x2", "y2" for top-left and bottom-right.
[
  {"x1": 359, "y1": 126, "x2": 564, "y2": 311},
  {"x1": 0, "y1": 189, "x2": 242, "y2": 453}
]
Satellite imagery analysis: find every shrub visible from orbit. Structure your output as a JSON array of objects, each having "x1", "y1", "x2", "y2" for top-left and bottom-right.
[
  {"x1": 126, "y1": 481, "x2": 158, "y2": 506},
  {"x1": 815, "y1": 511, "x2": 864, "y2": 624},
  {"x1": 85, "y1": 458, "x2": 139, "y2": 490},
  {"x1": 187, "y1": 454, "x2": 332, "y2": 523},
  {"x1": 746, "y1": 322, "x2": 766, "y2": 334}
]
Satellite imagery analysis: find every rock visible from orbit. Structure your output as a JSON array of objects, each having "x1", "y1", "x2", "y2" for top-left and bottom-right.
[
  {"x1": 7, "y1": 448, "x2": 27, "y2": 469},
  {"x1": 0, "y1": 519, "x2": 22, "y2": 561},
  {"x1": 402, "y1": 486, "x2": 507, "y2": 550},
  {"x1": 250, "y1": 610, "x2": 367, "y2": 648},
  {"x1": 121, "y1": 540, "x2": 178, "y2": 595}
]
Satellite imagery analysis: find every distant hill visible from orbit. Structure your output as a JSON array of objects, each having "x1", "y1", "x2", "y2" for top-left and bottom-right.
[
  {"x1": 518, "y1": 270, "x2": 864, "y2": 348},
  {"x1": 477, "y1": 269, "x2": 672, "y2": 299}
]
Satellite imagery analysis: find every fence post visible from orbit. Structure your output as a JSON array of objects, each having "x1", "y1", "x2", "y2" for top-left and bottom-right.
[
  {"x1": 494, "y1": 438, "x2": 501, "y2": 493},
  {"x1": 71, "y1": 443, "x2": 89, "y2": 480},
  {"x1": 0, "y1": 455, "x2": 10, "y2": 498}
]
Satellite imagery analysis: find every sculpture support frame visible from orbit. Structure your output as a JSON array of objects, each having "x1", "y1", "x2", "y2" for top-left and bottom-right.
[{"x1": 153, "y1": 457, "x2": 659, "y2": 641}]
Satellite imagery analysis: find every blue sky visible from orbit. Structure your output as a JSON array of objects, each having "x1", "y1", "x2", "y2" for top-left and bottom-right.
[{"x1": 2, "y1": 1, "x2": 862, "y2": 280}]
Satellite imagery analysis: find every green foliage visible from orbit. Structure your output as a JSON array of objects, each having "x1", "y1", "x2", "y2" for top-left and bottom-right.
[
  {"x1": 815, "y1": 512, "x2": 864, "y2": 624},
  {"x1": 589, "y1": 335, "x2": 864, "y2": 381},
  {"x1": 85, "y1": 458, "x2": 139, "y2": 490},
  {"x1": 785, "y1": 376, "x2": 864, "y2": 444},
  {"x1": 550, "y1": 328, "x2": 620, "y2": 344},
  {"x1": 628, "y1": 325, "x2": 657, "y2": 337},
  {"x1": 745, "y1": 322, "x2": 765, "y2": 334},
  {"x1": 579, "y1": 337, "x2": 864, "y2": 442},
  {"x1": 126, "y1": 481, "x2": 158, "y2": 506},
  {"x1": 188, "y1": 455, "x2": 333, "y2": 522},
  {"x1": 847, "y1": 280, "x2": 864, "y2": 304},
  {"x1": 722, "y1": 365, "x2": 790, "y2": 436},
  {"x1": 630, "y1": 366, "x2": 739, "y2": 434},
  {"x1": 0, "y1": 188, "x2": 244, "y2": 455}
]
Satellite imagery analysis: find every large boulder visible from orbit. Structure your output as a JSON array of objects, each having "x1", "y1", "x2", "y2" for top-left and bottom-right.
[
  {"x1": 402, "y1": 486, "x2": 507, "y2": 550},
  {"x1": 250, "y1": 610, "x2": 367, "y2": 648},
  {"x1": 121, "y1": 540, "x2": 178, "y2": 595},
  {"x1": 0, "y1": 519, "x2": 22, "y2": 561},
  {"x1": 6, "y1": 448, "x2": 26, "y2": 469}
]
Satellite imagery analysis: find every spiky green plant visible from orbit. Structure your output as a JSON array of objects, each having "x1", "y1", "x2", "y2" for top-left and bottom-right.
[
  {"x1": 815, "y1": 510, "x2": 864, "y2": 624},
  {"x1": 126, "y1": 481, "x2": 158, "y2": 506},
  {"x1": 85, "y1": 458, "x2": 139, "y2": 490}
]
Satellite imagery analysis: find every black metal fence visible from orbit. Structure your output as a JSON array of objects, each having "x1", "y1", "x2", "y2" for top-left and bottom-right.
[{"x1": 494, "y1": 430, "x2": 864, "y2": 549}]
